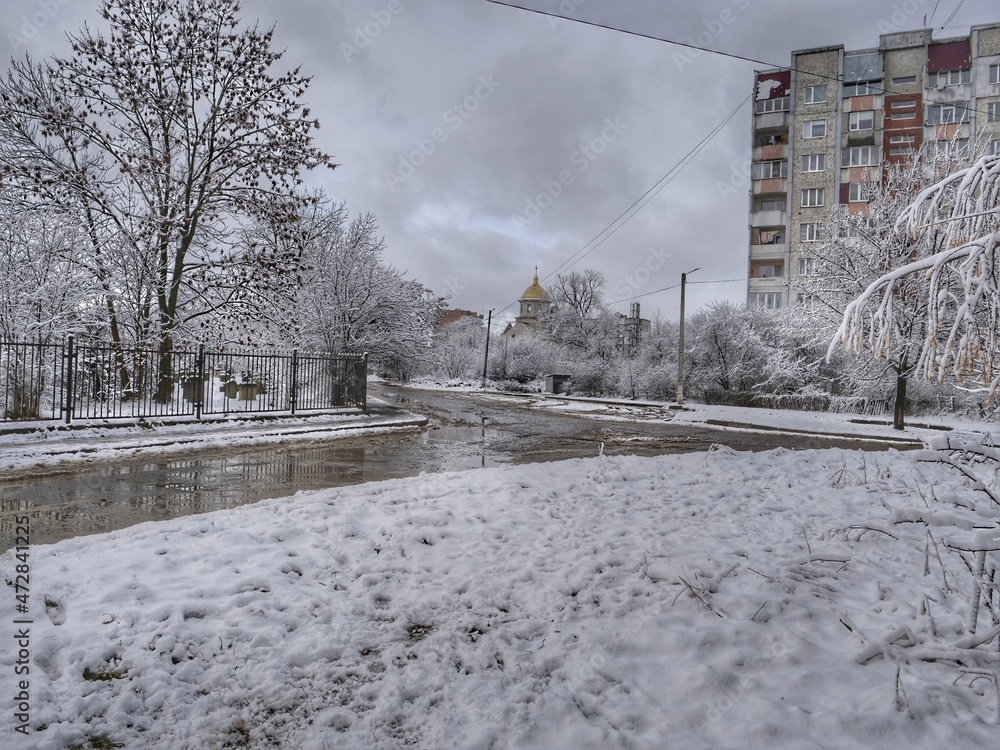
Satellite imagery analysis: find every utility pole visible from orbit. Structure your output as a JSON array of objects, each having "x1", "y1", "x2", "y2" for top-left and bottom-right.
[
  {"x1": 481, "y1": 309, "x2": 493, "y2": 387},
  {"x1": 675, "y1": 267, "x2": 699, "y2": 406}
]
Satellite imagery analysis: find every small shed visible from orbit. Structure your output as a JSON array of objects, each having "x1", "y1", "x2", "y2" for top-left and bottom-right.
[{"x1": 545, "y1": 374, "x2": 571, "y2": 395}]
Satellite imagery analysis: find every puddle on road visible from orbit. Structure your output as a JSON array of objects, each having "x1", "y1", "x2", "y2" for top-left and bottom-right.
[{"x1": 0, "y1": 424, "x2": 512, "y2": 548}]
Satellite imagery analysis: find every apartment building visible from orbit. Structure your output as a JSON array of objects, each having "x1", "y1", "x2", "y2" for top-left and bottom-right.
[{"x1": 747, "y1": 23, "x2": 1000, "y2": 309}]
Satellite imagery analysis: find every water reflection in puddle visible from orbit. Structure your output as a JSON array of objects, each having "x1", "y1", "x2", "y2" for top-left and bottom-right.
[{"x1": 1, "y1": 424, "x2": 512, "y2": 548}]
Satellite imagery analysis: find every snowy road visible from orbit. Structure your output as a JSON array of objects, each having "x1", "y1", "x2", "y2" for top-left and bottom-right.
[{"x1": 1, "y1": 385, "x2": 921, "y2": 549}]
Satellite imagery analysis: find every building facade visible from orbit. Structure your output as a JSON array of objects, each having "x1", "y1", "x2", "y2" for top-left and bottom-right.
[{"x1": 747, "y1": 23, "x2": 1000, "y2": 309}]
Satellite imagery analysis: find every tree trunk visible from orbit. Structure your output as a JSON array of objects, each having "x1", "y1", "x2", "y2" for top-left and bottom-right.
[
  {"x1": 893, "y1": 372, "x2": 907, "y2": 430},
  {"x1": 155, "y1": 332, "x2": 174, "y2": 405}
]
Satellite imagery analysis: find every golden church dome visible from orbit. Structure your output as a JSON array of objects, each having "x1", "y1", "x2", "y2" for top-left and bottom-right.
[{"x1": 521, "y1": 273, "x2": 548, "y2": 300}]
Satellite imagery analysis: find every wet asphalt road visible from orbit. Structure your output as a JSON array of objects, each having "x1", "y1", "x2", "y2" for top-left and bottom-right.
[{"x1": 0, "y1": 384, "x2": 917, "y2": 548}]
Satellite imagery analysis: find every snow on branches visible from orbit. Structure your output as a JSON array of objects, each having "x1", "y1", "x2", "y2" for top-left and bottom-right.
[{"x1": 832, "y1": 152, "x2": 1000, "y2": 401}]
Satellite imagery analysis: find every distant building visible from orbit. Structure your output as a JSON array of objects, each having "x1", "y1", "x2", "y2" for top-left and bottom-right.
[
  {"x1": 503, "y1": 269, "x2": 552, "y2": 338},
  {"x1": 436, "y1": 308, "x2": 483, "y2": 327},
  {"x1": 747, "y1": 23, "x2": 1000, "y2": 310},
  {"x1": 620, "y1": 302, "x2": 651, "y2": 356}
]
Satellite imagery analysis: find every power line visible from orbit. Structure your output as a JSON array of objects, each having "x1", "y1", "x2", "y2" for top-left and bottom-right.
[
  {"x1": 942, "y1": 0, "x2": 969, "y2": 28},
  {"x1": 492, "y1": 94, "x2": 748, "y2": 318},
  {"x1": 544, "y1": 95, "x2": 749, "y2": 283},
  {"x1": 484, "y1": 0, "x2": 997, "y2": 119},
  {"x1": 604, "y1": 277, "x2": 747, "y2": 307},
  {"x1": 927, "y1": 0, "x2": 943, "y2": 26}
]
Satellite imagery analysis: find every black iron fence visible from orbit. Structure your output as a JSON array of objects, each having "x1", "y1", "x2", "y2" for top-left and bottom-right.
[{"x1": 0, "y1": 337, "x2": 367, "y2": 423}]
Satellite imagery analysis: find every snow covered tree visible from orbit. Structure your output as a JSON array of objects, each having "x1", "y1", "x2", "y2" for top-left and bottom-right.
[
  {"x1": 0, "y1": 0, "x2": 333, "y2": 400},
  {"x1": 805, "y1": 156, "x2": 944, "y2": 428},
  {"x1": 687, "y1": 302, "x2": 816, "y2": 405},
  {"x1": 293, "y1": 209, "x2": 433, "y2": 379},
  {"x1": 0, "y1": 201, "x2": 98, "y2": 343},
  {"x1": 429, "y1": 316, "x2": 485, "y2": 380},
  {"x1": 833, "y1": 149, "x2": 1000, "y2": 405},
  {"x1": 545, "y1": 269, "x2": 606, "y2": 349}
]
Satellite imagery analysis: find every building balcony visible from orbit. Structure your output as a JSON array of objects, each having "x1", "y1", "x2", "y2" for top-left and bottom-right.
[
  {"x1": 750, "y1": 210, "x2": 786, "y2": 228},
  {"x1": 754, "y1": 144, "x2": 787, "y2": 161},
  {"x1": 747, "y1": 276, "x2": 785, "y2": 293},
  {"x1": 755, "y1": 111, "x2": 790, "y2": 130},
  {"x1": 749, "y1": 241, "x2": 787, "y2": 261},
  {"x1": 752, "y1": 178, "x2": 787, "y2": 196}
]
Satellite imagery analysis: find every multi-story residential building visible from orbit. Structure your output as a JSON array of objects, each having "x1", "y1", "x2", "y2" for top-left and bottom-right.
[{"x1": 747, "y1": 23, "x2": 1000, "y2": 309}]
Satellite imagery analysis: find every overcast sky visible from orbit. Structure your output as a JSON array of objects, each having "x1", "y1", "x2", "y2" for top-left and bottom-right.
[{"x1": 3, "y1": 0, "x2": 997, "y2": 328}]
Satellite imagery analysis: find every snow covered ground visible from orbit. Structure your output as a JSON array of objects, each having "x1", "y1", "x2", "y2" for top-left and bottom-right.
[{"x1": 2, "y1": 397, "x2": 1000, "y2": 748}]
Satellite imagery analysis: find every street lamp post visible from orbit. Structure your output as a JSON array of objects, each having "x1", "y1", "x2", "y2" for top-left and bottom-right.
[{"x1": 675, "y1": 267, "x2": 699, "y2": 406}]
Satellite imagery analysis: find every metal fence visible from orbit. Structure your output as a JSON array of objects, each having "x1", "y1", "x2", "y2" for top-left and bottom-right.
[{"x1": 0, "y1": 337, "x2": 367, "y2": 423}]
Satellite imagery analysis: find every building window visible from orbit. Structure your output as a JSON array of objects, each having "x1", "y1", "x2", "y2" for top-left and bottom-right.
[
  {"x1": 991, "y1": 139, "x2": 1000, "y2": 156},
  {"x1": 889, "y1": 99, "x2": 915, "y2": 119},
  {"x1": 843, "y1": 145, "x2": 879, "y2": 167},
  {"x1": 843, "y1": 81, "x2": 881, "y2": 97},
  {"x1": 928, "y1": 102, "x2": 970, "y2": 124},
  {"x1": 926, "y1": 138, "x2": 970, "y2": 159},
  {"x1": 757, "y1": 229, "x2": 784, "y2": 245},
  {"x1": 798, "y1": 258, "x2": 816, "y2": 275},
  {"x1": 803, "y1": 119, "x2": 827, "y2": 138},
  {"x1": 758, "y1": 263, "x2": 783, "y2": 279},
  {"x1": 758, "y1": 198, "x2": 786, "y2": 212},
  {"x1": 802, "y1": 153, "x2": 826, "y2": 172},
  {"x1": 988, "y1": 102, "x2": 1000, "y2": 123},
  {"x1": 801, "y1": 188, "x2": 825, "y2": 207},
  {"x1": 891, "y1": 75, "x2": 917, "y2": 85},
  {"x1": 804, "y1": 85, "x2": 827, "y2": 104},
  {"x1": 750, "y1": 292, "x2": 782, "y2": 309},
  {"x1": 992, "y1": 65, "x2": 1000, "y2": 84},
  {"x1": 929, "y1": 68, "x2": 970, "y2": 87},
  {"x1": 889, "y1": 134, "x2": 915, "y2": 145},
  {"x1": 800, "y1": 223, "x2": 823, "y2": 242},
  {"x1": 848, "y1": 182, "x2": 871, "y2": 202},
  {"x1": 755, "y1": 97, "x2": 790, "y2": 113},
  {"x1": 849, "y1": 110, "x2": 875, "y2": 131},
  {"x1": 752, "y1": 160, "x2": 788, "y2": 179}
]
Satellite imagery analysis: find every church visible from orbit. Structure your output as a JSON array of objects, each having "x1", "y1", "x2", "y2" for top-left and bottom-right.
[{"x1": 502, "y1": 269, "x2": 551, "y2": 338}]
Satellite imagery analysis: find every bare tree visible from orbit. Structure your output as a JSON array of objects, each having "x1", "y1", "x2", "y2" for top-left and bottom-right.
[
  {"x1": 0, "y1": 0, "x2": 333, "y2": 400},
  {"x1": 546, "y1": 269, "x2": 605, "y2": 349}
]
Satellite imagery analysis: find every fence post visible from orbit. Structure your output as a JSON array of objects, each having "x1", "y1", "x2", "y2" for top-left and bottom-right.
[
  {"x1": 362, "y1": 352, "x2": 368, "y2": 412},
  {"x1": 195, "y1": 343, "x2": 205, "y2": 420},
  {"x1": 64, "y1": 334, "x2": 75, "y2": 425},
  {"x1": 290, "y1": 350, "x2": 298, "y2": 416}
]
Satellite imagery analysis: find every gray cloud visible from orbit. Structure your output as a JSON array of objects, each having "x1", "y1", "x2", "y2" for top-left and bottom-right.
[{"x1": 2, "y1": 0, "x2": 995, "y2": 324}]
